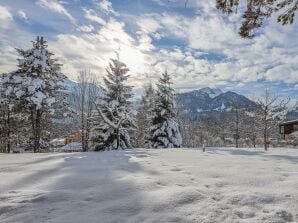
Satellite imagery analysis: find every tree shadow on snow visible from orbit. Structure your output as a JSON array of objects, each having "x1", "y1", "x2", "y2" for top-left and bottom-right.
[
  {"x1": 0, "y1": 150, "x2": 154, "y2": 223},
  {"x1": 207, "y1": 147, "x2": 265, "y2": 156},
  {"x1": 207, "y1": 147, "x2": 298, "y2": 164}
]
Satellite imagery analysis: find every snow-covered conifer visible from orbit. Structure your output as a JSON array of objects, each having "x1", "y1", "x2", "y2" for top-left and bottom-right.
[
  {"x1": 0, "y1": 73, "x2": 29, "y2": 153},
  {"x1": 135, "y1": 83, "x2": 155, "y2": 148},
  {"x1": 11, "y1": 36, "x2": 69, "y2": 152},
  {"x1": 148, "y1": 71, "x2": 182, "y2": 148},
  {"x1": 90, "y1": 56, "x2": 136, "y2": 150}
]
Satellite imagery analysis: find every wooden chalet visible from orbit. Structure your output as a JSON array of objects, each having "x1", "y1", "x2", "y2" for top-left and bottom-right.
[{"x1": 279, "y1": 119, "x2": 298, "y2": 140}]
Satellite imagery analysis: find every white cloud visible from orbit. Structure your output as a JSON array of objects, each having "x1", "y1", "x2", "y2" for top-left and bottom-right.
[
  {"x1": 37, "y1": 0, "x2": 75, "y2": 23},
  {"x1": 76, "y1": 24, "x2": 95, "y2": 33},
  {"x1": 96, "y1": 0, "x2": 117, "y2": 15},
  {"x1": 137, "y1": 17, "x2": 162, "y2": 34},
  {"x1": 51, "y1": 19, "x2": 156, "y2": 85},
  {"x1": 83, "y1": 8, "x2": 106, "y2": 25},
  {"x1": 0, "y1": 5, "x2": 13, "y2": 28},
  {"x1": 141, "y1": 2, "x2": 298, "y2": 88},
  {"x1": 265, "y1": 65, "x2": 298, "y2": 83},
  {"x1": 17, "y1": 10, "x2": 28, "y2": 20},
  {"x1": 136, "y1": 13, "x2": 189, "y2": 40},
  {"x1": 0, "y1": 0, "x2": 297, "y2": 96}
]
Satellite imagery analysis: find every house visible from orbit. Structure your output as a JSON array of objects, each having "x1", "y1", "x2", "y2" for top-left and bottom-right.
[
  {"x1": 279, "y1": 119, "x2": 298, "y2": 140},
  {"x1": 65, "y1": 132, "x2": 82, "y2": 145}
]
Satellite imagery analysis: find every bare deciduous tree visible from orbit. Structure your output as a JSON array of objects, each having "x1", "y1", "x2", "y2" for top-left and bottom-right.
[
  {"x1": 257, "y1": 89, "x2": 289, "y2": 150},
  {"x1": 72, "y1": 70, "x2": 100, "y2": 151}
]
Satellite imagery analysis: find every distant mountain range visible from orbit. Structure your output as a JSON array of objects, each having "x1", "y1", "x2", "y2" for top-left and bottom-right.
[
  {"x1": 177, "y1": 87, "x2": 258, "y2": 118},
  {"x1": 62, "y1": 81, "x2": 297, "y2": 120}
]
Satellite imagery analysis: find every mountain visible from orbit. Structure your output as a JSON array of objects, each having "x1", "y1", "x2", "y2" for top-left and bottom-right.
[
  {"x1": 286, "y1": 106, "x2": 298, "y2": 120},
  {"x1": 199, "y1": 87, "x2": 223, "y2": 98},
  {"x1": 178, "y1": 88, "x2": 257, "y2": 118},
  {"x1": 62, "y1": 79, "x2": 104, "y2": 107}
]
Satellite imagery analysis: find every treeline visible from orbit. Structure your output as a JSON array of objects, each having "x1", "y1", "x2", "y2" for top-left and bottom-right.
[
  {"x1": 0, "y1": 36, "x2": 182, "y2": 153},
  {"x1": 0, "y1": 36, "x2": 295, "y2": 153}
]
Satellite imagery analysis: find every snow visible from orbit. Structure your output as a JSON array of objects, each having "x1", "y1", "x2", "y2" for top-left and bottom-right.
[
  {"x1": 49, "y1": 138, "x2": 65, "y2": 147},
  {"x1": 199, "y1": 87, "x2": 223, "y2": 98},
  {"x1": 0, "y1": 147, "x2": 297, "y2": 223},
  {"x1": 290, "y1": 131, "x2": 298, "y2": 138},
  {"x1": 220, "y1": 102, "x2": 226, "y2": 111},
  {"x1": 196, "y1": 108, "x2": 207, "y2": 113},
  {"x1": 55, "y1": 142, "x2": 82, "y2": 152}
]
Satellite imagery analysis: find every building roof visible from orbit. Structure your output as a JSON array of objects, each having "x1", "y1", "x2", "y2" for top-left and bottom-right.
[{"x1": 279, "y1": 119, "x2": 298, "y2": 126}]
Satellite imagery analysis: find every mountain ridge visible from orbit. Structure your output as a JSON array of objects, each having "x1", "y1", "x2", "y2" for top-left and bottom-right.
[{"x1": 178, "y1": 87, "x2": 257, "y2": 118}]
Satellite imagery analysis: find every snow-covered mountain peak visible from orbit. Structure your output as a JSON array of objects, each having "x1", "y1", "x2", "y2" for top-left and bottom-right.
[{"x1": 198, "y1": 87, "x2": 223, "y2": 98}]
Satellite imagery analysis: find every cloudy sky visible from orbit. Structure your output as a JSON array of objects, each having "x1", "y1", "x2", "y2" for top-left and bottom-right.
[{"x1": 0, "y1": 0, "x2": 297, "y2": 98}]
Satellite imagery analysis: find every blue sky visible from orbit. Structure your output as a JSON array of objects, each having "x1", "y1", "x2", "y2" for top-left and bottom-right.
[{"x1": 0, "y1": 0, "x2": 297, "y2": 99}]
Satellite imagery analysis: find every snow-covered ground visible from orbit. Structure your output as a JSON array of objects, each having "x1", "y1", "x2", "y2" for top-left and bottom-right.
[{"x1": 0, "y1": 147, "x2": 297, "y2": 223}]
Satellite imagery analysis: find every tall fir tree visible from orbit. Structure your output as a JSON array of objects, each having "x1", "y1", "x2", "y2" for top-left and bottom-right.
[
  {"x1": 10, "y1": 36, "x2": 69, "y2": 152},
  {"x1": 90, "y1": 56, "x2": 136, "y2": 150},
  {"x1": 148, "y1": 71, "x2": 182, "y2": 148},
  {"x1": 135, "y1": 83, "x2": 155, "y2": 148}
]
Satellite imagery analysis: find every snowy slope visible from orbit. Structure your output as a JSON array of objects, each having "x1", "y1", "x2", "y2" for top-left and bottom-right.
[
  {"x1": 199, "y1": 87, "x2": 223, "y2": 98},
  {"x1": 0, "y1": 148, "x2": 297, "y2": 223}
]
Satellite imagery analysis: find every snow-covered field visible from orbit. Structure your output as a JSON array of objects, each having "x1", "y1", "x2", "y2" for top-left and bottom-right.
[{"x1": 0, "y1": 147, "x2": 297, "y2": 223}]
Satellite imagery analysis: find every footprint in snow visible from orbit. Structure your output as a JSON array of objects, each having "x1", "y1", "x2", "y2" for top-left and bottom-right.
[
  {"x1": 275, "y1": 210, "x2": 294, "y2": 222},
  {"x1": 170, "y1": 168, "x2": 182, "y2": 172},
  {"x1": 156, "y1": 181, "x2": 167, "y2": 186}
]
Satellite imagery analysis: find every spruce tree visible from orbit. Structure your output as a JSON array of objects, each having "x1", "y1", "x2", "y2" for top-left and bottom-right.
[
  {"x1": 90, "y1": 56, "x2": 136, "y2": 150},
  {"x1": 135, "y1": 83, "x2": 155, "y2": 148},
  {"x1": 0, "y1": 72, "x2": 32, "y2": 153},
  {"x1": 148, "y1": 71, "x2": 182, "y2": 148},
  {"x1": 11, "y1": 36, "x2": 69, "y2": 152},
  {"x1": 0, "y1": 73, "x2": 20, "y2": 153}
]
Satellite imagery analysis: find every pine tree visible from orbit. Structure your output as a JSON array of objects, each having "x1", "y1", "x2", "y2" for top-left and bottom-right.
[
  {"x1": 135, "y1": 83, "x2": 155, "y2": 148},
  {"x1": 0, "y1": 73, "x2": 16, "y2": 153},
  {"x1": 148, "y1": 71, "x2": 182, "y2": 148},
  {"x1": 90, "y1": 56, "x2": 136, "y2": 150},
  {"x1": 11, "y1": 36, "x2": 69, "y2": 152},
  {"x1": 0, "y1": 73, "x2": 29, "y2": 153}
]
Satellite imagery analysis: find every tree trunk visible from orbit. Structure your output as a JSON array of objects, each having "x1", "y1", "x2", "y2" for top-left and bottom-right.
[
  {"x1": 116, "y1": 128, "x2": 120, "y2": 150},
  {"x1": 81, "y1": 90, "x2": 87, "y2": 151},
  {"x1": 253, "y1": 137, "x2": 256, "y2": 148},
  {"x1": 85, "y1": 116, "x2": 91, "y2": 151},
  {"x1": 81, "y1": 112, "x2": 86, "y2": 152},
  {"x1": 264, "y1": 126, "x2": 268, "y2": 151},
  {"x1": 6, "y1": 109, "x2": 11, "y2": 153},
  {"x1": 264, "y1": 106, "x2": 268, "y2": 151},
  {"x1": 31, "y1": 108, "x2": 42, "y2": 153},
  {"x1": 235, "y1": 108, "x2": 239, "y2": 148}
]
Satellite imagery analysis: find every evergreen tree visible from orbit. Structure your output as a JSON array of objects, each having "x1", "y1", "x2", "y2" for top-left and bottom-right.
[
  {"x1": 135, "y1": 83, "x2": 155, "y2": 148},
  {"x1": 90, "y1": 56, "x2": 136, "y2": 150},
  {"x1": 148, "y1": 71, "x2": 182, "y2": 148},
  {"x1": 11, "y1": 36, "x2": 69, "y2": 152},
  {"x1": 0, "y1": 73, "x2": 29, "y2": 153}
]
